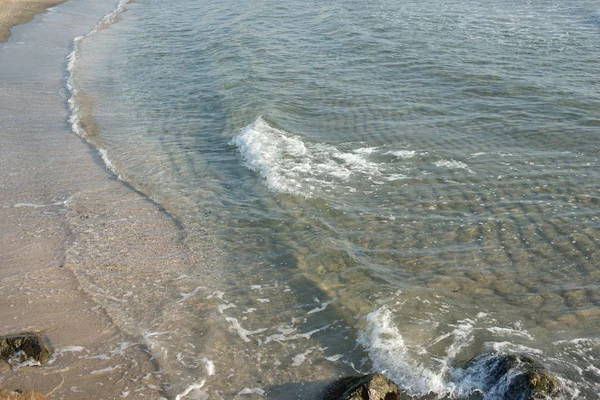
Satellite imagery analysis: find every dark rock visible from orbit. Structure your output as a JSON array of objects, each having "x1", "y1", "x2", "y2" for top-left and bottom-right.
[
  {"x1": 460, "y1": 353, "x2": 560, "y2": 400},
  {"x1": 323, "y1": 373, "x2": 400, "y2": 400},
  {"x1": 0, "y1": 332, "x2": 51, "y2": 365}
]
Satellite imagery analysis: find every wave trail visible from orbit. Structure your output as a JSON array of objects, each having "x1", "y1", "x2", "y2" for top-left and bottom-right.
[{"x1": 66, "y1": 0, "x2": 132, "y2": 179}]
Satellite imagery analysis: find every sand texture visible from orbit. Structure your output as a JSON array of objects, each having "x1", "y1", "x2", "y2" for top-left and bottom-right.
[
  {"x1": 0, "y1": 95, "x2": 190, "y2": 398},
  {"x1": 0, "y1": 1, "x2": 194, "y2": 397},
  {"x1": 0, "y1": 0, "x2": 66, "y2": 42}
]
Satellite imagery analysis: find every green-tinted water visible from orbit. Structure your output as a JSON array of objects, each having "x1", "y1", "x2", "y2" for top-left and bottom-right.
[{"x1": 69, "y1": 0, "x2": 600, "y2": 397}]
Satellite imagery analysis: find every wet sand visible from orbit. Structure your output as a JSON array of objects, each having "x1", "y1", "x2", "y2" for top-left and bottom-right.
[
  {"x1": 0, "y1": 0, "x2": 66, "y2": 42},
  {"x1": 0, "y1": 1, "x2": 192, "y2": 398}
]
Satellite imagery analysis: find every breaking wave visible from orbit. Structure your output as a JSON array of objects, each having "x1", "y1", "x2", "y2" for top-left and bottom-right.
[
  {"x1": 358, "y1": 305, "x2": 586, "y2": 399},
  {"x1": 230, "y1": 117, "x2": 416, "y2": 197}
]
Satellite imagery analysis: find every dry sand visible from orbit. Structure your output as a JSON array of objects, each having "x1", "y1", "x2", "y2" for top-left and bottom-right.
[
  {"x1": 0, "y1": 1, "x2": 194, "y2": 398},
  {"x1": 0, "y1": 0, "x2": 66, "y2": 42}
]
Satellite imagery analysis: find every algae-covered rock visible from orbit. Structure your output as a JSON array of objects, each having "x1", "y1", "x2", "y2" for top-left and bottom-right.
[
  {"x1": 323, "y1": 373, "x2": 400, "y2": 400},
  {"x1": 0, "y1": 332, "x2": 51, "y2": 365},
  {"x1": 511, "y1": 369, "x2": 560, "y2": 400},
  {"x1": 459, "y1": 353, "x2": 560, "y2": 400}
]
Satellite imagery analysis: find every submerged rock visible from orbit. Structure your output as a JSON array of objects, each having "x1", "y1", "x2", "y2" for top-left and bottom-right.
[
  {"x1": 323, "y1": 373, "x2": 400, "y2": 400},
  {"x1": 458, "y1": 353, "x2": 560, "y2": 400},
  {"x1": 0, "y1": 332, "x2": 51, "y2": 365}
]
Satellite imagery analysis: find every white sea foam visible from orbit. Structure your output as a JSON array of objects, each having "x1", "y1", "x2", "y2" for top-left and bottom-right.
[
  {"x1": 357, "y1": 305, "x2": 560, "y2": 399},
  {"x1": 445, "y1": 319, "x2": 476, "y2": 360},
  {"x1": 109, "y1": 341, "x2": 137, "y2": 356},
  {"x1": 358, "y1": 305, "x2": 451, "y2": 395},
  {"x1": 66, "y1": 1, "x2": 132, "y2": 181},
  {"x1": 230, "y1": 118, "x2": 311, "y2": 196},
  {"x1": 291, "y1": 348, "x2": 314, "y2": 367},
  {"x1": 353, "y1": 147, "x2": 378, "y2": 155},
  {"x1": 386, "y1": 150, "x2": 417, "y2": 159},
  {"x1": 202, "y1": 358, "x2": 215, "y2": 376},
  {"x1": 262, "y1": 324, "x2": 331, "y2": 345},
  {"x1": 217, "y1": 303, "x2": 237, "y2": 314},
  {"x1": 471, "y1": 152, "x2": 487, "y2": 158},
  {"x1": 142, "y1": 331, "x2": 174, "y2": 360},
  {"x1": 56, "y1": 346, "x2": 86, "y2": 355},
  {"x1": 13, "y1": 203, "x2": 47, "y2": 208},
  {"x1": 237, "y1": 387, "x2": 265, "y2": 396},
  {"x1": 325, "y1": 354, "x2": 343, "y2": 362},
  {"x1": 90, "y1": 366, "x2": 119, "y2": 374},
  {"x1": 385, "y1": 173, "x2": 409, "y2": 181},
  {"x1": 487, "y1": 341, "x2": 543, "y2": 355},
  {"x1": 179, "y1": 286, "x2": 205, "y2": 302},
  {"x1": 553, "y1": 337, "x2": 600, "y2": 346},
  {"x1": 435, "y1": 159, "x2": 475, "y2": 174},
  {"x1": 585, "y1": 364, "x2": 600, "y2": 376},
  {"x1": 230, "y1": 117, "x2": 409, "y2": 197},
  {"x1": 307, "y1": 298, "x2": 336, "y2": 314},
  {"x1": 206, "y1": 291, "x2": 225, "y2": 300},
  {"x1": 225, "y1": 317, "x2": 268, "y2": 343},
  {"x1": 486, "y1": 326, "x2": 534, "y2": 340},
  {"x1": 175, "y1": 381, "x2": 206, "y2": 400},
  {"x1": 98, "y1": 148, "x2": 121, "y2": 178}
]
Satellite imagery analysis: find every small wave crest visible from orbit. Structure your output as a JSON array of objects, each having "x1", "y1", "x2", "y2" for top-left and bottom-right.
[
  {"x1": 230, "y1": 117, "x2": 413, "y2": 197},
  {"x1": 358, "y1": 305, "x2": 454, "y2": 396},
  {"x1": 358, "y1": 305, "x2": 584, "y2": 399}
]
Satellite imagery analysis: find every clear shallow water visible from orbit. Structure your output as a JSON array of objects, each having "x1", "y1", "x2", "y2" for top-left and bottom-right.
[{"x1": 67, "y1": 0, "x2": 600, "y2": 398}]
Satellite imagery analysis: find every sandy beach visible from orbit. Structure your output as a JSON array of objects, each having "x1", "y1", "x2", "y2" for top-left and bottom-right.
[
  {"x1": 0, "y1": 0, "x2": 66, "y2": 42},
  {"x1": 0, "y1": 1, "x2": 192, "y2": 398}
]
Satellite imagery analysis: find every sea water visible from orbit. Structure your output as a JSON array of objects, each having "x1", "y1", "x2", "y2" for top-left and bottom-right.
[{"x1": 67, "y1": 0, "x2": 599, "y2": 398}]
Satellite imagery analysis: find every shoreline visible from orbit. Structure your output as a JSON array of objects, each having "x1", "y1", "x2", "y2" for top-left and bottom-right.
[
  {"x1": 0, "y1": 0, "x2": 66, "y2": 42},
  {"x1": 0, "y1": 0, "x2": 192, "y2": 398}
]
